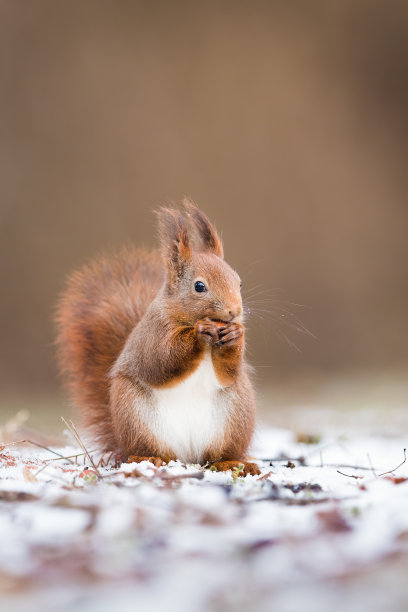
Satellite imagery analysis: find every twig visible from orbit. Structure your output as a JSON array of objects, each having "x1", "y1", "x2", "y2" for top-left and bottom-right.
[
  {"x1": 33, "y1": 463, "x2": 50, "y2": 477},
  {"x1": 322, "y1": 463, "x2": 373, "y2": 471},
  {"x1": 260, "y1": 457, "x2": 374, "y2": 472},
  {"x1": 96, "y1": 452, "x2": 108, "y2": 468},
  {"x1": 337, "y1": 470, "x2": 363, "y2": 480},
  {"x1": 33, "y1": 450, "x2": 99, "y2": 477},
  {"x1": 61, "y1": 417, "x2": 102, "y2": 479},
  {"x1": 378, "y1": 448, "x2": 407, "y2": 477},
  {"x1": 105, "y1": 451, "x2": 114, "y2": 466}
]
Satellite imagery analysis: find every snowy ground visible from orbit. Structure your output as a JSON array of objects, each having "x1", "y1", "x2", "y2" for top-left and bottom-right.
[{"x1": 1, "y1": 424, "x2": 408, "y2": 612}]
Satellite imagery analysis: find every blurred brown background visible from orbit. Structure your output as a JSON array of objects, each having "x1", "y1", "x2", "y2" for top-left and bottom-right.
[{"x1": 1, "y1": 1, "x2": 407, "y2": 426}]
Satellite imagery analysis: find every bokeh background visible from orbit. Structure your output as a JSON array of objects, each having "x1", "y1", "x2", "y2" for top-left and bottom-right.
[{"x1": 1, "y1": 0, "x2": 407, "y2": 430}]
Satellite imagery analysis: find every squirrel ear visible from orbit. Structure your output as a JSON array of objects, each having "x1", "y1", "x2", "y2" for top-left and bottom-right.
[
  {"x1": 183, "y1": 198, "x2": 224, "y2": 259},
  {"x1": 156, "y1": 208, "x2": 192, "y2": 281}
]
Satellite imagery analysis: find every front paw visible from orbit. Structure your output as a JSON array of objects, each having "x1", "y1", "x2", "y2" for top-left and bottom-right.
[
  {"x1": 217, "y1": 322, "x2": 244, "y2": 347},
  {"x1": 196, "y1": 319, "x2": 224, "y2": 346}
]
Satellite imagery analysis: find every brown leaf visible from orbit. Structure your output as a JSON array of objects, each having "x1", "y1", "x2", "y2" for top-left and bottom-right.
[
  {"x1": 0, "y1": 454, "x2": 16, "y2": 467},
  {"x1": 257, "y1": 471, "x2": 275, "y2": 481},
  {"x1": 23, "y1": 466, "x2": 38, "y2": 483},
  {"x1": 384, "y1": 476, "x2": 407, "y2": 485},
  {"x1": 125, "y1": 469, "x2": 144, "y2": 479}
]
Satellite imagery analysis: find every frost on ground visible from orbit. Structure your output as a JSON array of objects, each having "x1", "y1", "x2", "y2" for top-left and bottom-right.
[{"x1": 1, "y1": 424, "x2": 408, "y2": 612}]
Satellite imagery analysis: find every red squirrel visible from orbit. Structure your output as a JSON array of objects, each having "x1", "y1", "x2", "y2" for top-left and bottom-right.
[{"x1": 56, "y1": 200, "x2": 259, "y2": 475}]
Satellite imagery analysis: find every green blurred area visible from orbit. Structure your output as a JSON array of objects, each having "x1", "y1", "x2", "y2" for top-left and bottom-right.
[{"x1": 1, "y1": 1, "x2": 407, "y2": 423}]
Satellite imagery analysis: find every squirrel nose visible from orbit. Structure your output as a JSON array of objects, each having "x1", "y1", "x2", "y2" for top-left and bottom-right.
[{"x1": 228, "y1": 307, "x2": 242, "y2": 320}]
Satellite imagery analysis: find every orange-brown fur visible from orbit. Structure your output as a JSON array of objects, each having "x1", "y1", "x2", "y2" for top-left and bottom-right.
[{"x1": 56, "y1": 200, "x2": 258, "y2": 471}]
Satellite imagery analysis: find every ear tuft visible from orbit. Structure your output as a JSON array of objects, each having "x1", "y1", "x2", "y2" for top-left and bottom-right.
[
  {"x1": 156, "y1": 207, "x2": 191, "y2": 282},
  {"x1": 183, "y1": 198, "x2": 224, "y2": 258}
]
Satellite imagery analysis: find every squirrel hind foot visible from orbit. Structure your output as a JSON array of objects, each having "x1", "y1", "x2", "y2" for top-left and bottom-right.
[
  {"x1": 209, "y1": 460, "x2": 261, "y2": 476},
  {"x1": 126, "y1": 455, "x2": 173, "y2": 467}
]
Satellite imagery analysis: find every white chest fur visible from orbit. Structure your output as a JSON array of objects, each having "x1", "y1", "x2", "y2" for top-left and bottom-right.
[{"x1": 141, "y1": 352, "x2": 228, "y2": 463}]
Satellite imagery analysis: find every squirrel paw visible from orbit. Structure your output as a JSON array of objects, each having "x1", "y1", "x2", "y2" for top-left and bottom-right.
[
  {"x1": 209, "y1": 460, "x2": 261, "y2": 476},
  {"x1": 196, "y1": 319, "x2": 225, "y2": 345},
  {"x1": 126, "y1": 455, "x2": 172, "y2": 467},
  {"x1": 217, "y1": 322, "x2": 243, "y2": 347}
]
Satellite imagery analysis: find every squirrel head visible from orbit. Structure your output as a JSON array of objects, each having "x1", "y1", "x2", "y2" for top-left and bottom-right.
[{"x1": 157, "y1": 199, "x2": 242, "y2": 325}]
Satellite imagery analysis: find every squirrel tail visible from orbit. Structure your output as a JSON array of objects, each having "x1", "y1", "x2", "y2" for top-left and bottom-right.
[{"x1": 55, "y1": 247, "x2": 163, "y2": 449}]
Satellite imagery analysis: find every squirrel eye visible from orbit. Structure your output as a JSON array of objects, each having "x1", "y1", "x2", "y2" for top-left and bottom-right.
[{"x1": 194, "y1": 281, "x2": 207, "y2": 293}]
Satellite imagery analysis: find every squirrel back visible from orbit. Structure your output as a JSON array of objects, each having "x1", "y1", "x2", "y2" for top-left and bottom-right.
[{"x1": 55, "y1": 247, "x2": 163, "y2": 447}]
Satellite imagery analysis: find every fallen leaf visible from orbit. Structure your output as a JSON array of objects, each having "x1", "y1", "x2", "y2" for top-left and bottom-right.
[
  {"x1": 23, "y1": 466, "x2": 38, "y2": 483},
  {"x1": 384, "y1": 476, "x2": 407, "y2": 485},
  {"x1": 257, "y1": 471, "x2": 275, "y2": 481},
  {"x1": 0, "y1": 454, "x2": 16, "y2": 467},
  {"x1": 125, "y1": 469, "x2": 144, "y2": 478}
]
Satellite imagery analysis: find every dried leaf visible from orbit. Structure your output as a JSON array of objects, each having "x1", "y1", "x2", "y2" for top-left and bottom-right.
[
  {"x1": 257, "y1": 471, "x2": 274, "y2": 481},
  {"x1": 125, "y1": 469, "x2": 144, "y2": 479},
  {"x1": 23, "y1": 466, "x2": 38, "y2": 483},
  {"x1": 0, "y1": 453, "x2": 16, "y2": 467},
  {"x1": 384, "y1": 476, "x2": 407, "y2": 485}
]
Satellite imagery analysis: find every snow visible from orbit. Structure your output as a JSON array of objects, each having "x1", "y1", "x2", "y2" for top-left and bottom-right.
[{"x1": 1, "y1": 425, "x2": 408, "y2": 612}]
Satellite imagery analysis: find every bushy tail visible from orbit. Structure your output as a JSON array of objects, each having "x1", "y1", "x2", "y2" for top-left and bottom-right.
[{"x1": 55, "y1": 247, "x2": 163, "y2": 449}]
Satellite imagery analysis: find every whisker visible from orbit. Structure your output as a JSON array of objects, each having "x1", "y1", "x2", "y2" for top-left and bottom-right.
[
  {"x1": 239, "y1": 258, "x2": 272, "y2": 277},
  {"x1": 248, "y1": 308, "x2": 316, "y2": 338},
  {"x1": 243, "y1": 288, "x2": 286, "y2": 300},
  {"x1": 275, "y1": 328, "x2": 302, "y2": 353}
]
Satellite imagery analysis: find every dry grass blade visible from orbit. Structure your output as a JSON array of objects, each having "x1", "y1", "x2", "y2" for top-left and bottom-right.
[
  {"x1": 43, "y1": 450, "x2": 97, "y2": 463},
  {"x1": 34, "y1": 450, "x2": 98, "y2": 478},
  {"x1": 61, "y1": 417, "x2": 102, "y2": 479},
  {"x1": 0, "y1": 439, "x2": 74, "y2": 464}
]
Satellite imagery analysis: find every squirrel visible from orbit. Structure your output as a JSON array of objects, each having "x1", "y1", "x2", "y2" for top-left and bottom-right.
[{"x1": 56, "y1": 200, "x2": 260, "y2": 475}]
